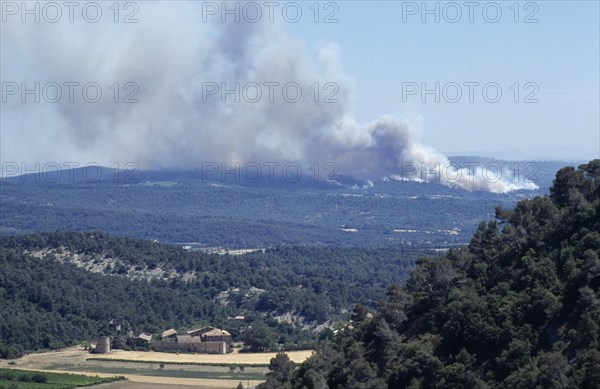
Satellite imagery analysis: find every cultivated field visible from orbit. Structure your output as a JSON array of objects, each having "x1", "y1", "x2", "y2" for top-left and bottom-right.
[
  {"x1": 87, "y1": 349, "x2": 314, "y2": 365},
  {"x1": 0, "y1": 347, "x2": 314, "y2": 388}
]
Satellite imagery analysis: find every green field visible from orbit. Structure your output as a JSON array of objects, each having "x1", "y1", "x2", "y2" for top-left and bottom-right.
[
  {"x1": 0, "y1": 368, "x2": 123, "y2": 389},
  {"x1": 47, "y1": 364, "x2": 266, "y2": 381}
]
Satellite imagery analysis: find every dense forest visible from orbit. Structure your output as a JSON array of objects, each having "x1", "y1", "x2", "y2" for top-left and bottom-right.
[
  {"x1": 0, "y1": 178, "x2": 516, "y2": 247},
  {"x1": 0, "y1": 234, "x2": 418, "y2": 359},
  {"x1": 260, "y1": 160, "x2": 600, "y2": 388},
  {"x1": 1, "y1": 157, "x2": 567, "y2": 248}
]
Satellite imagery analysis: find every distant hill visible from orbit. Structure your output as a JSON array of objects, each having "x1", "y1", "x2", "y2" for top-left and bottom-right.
[
  {"x1": 2, "y1": 158, "x2": 571, "y2": 191},
  {"x1": 282, "y1": 160, "x2": 600, "y2": 387},
  {"x1": 0, "y1": 157, "x2": 570, "y2": 248}
]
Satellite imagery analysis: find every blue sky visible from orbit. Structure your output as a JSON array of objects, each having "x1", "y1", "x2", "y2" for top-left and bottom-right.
[{"x1": 288, "y1": 1, "x2": 600, "y2": 160}]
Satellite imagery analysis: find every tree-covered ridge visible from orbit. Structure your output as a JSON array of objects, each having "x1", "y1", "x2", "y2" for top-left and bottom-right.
[
  {"x1": 285, "y1": 160, "x2": 600, "y2": 388},
  {"x1": 0, "y1": 234, "x2": 417, "y2": 358},
  {"x1": 0, "y1": 233, "x2": 417, "y2": 318},
  {"x1": 0, "y1": 168, "x2": 534, "y2": 248}
]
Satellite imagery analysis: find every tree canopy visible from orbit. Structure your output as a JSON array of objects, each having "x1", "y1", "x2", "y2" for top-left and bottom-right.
[{"x1": 290, "y1": 160, "x2": 600, "y2": 388}]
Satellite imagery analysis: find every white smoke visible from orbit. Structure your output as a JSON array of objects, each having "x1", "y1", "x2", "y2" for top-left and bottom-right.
[{"x1": 1, "y1": 2, "x2": 536, "y2": 193}]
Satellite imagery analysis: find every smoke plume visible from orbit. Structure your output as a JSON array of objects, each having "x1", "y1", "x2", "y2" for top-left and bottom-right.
[{"x1": 1, "y1": 2, "x2": 536, "y2": 192}]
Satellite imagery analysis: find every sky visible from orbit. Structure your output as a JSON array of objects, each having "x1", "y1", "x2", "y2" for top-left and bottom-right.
[
  {"x1": 288, "y1": 1, "x2": 600, "y2": 160},
  {"x1": 1, "y1": 0, "x2": 599, "y2": 179}
]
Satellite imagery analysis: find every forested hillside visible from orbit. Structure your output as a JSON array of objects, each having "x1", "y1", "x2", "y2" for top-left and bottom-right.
[
  {"x1": 0, "y1": 161, "x2": 545, "y2": 247},
  {"x1": 268, "y1": 160, "x2": 600, "y2": 388},
  {"x1": 0, "y1": 234, "x2": 417, "y2": 358}
]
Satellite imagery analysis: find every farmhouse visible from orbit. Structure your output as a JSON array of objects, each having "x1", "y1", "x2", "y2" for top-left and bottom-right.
[
  {"x1": 136, "y1": 333, "x2": 152, "y2": 347},
  {"x1": 186, "y1": 326, "x2": 214, "y2": 337},
  {"x1": 150, "y1": 326, "x2": 231, "y2": 354},
  {"x1": 203, "y1": 329, "x2": 232, "y2": 344},
  {"x1": 138, "y1": 333, "x2": 152, "y2": 342},
  {"x1": 161, "y1": 328, "x2": 177, "y2": 339}
]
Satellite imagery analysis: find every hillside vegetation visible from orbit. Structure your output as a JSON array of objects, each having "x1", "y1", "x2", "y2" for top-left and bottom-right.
[
  {"x1": 0, "y1": 235, "x2": 417, "y2": 358},
  {"x1": 0, "y1": 159, "x2": 559, "y2": 247},
  {"x1": 264, "y1": 160, "x2": 600, "y2": 388}
]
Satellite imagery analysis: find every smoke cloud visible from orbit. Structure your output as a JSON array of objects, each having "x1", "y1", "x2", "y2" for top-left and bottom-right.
[{"x1": 1, "y1": 2, "x2": 536, "y2": 193}]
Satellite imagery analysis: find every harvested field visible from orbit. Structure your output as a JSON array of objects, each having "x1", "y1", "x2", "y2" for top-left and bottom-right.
[{"x1": 87, "y1": 349, "x2": 314, "y2": 365}]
